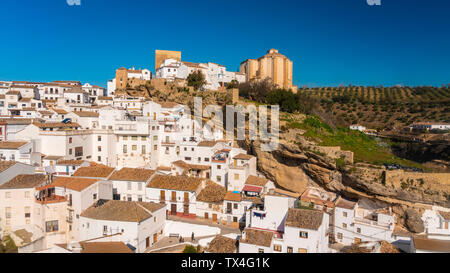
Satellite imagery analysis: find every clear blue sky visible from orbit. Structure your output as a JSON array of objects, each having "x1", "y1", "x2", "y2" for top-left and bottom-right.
[{"x1": 0, "y1": 0, "x2": 449, "y2": 88}]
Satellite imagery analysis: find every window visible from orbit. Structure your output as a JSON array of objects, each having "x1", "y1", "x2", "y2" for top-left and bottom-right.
[
  {"x1": 132, "y1": 136, "x2": 138, "y2": 141},
  {"x1": 127, "y1": 195, "x2": 132, "y2": 201},
  {"x1": 234, "y1": 174, "x2": 239, "y2": 180},
  {"x1": 132, "y1": 145, "x2": 137, "y2": 151},
  {"x1": 98, "y1": 136, "x2": 102, "y2": 141},
  {"x1": 274, "y1": 245, "x2": 282, "y2": 252},
  {"x1": 287, "y1": 247, "x2": 293, "y2": 253},
  {"x1": 127, "y1": 182, "x2": 132, "y2": 190},
  {"x1": 123, "y1": 136, "x2": 128, "y2": 141},
  {"x1": 5, "y1": 207, "x2": 11, "y2": 219},
  {"x1": 5, "y1": 192, "x2": 11, "y2": 199},
  {"x1": 191, "y1": 148, "x2": 194, "y2": 152},
  {"x1": 153, "y1": 136, "x2": 158, "y2": 141},
  {"x1": 337, "y1": 233, "x2": 343, "y2": 240},
  {"x1": 123, "y1": 145, "x2": 127, "y2": 154},
  {"x1": 205, "y1": 158, "x2": 210, "y2": 162},
  {"x1": 184, "y1": 147, "x2": 187, "y2": 151},
  {"x1": 217, "y1": 165, "x2": 221, "y2": 170},
  {"x1": 343, "y1": 211, "x2": 348, "y2": 217},
  {"x1": 142, "y1": 145, "x2": 146, "y2": 154},
  {"x1": 154, "y1": 145, "x2": 157, "y2": 151},
  {"x1": 233, "y1": 217, "x2": 238, "y2": 223},
  {"x1": 343, "y1": 223, "x2": 347, "y2": 229},
  {"x1": 299, "y1": 231, "x2": 308, "y2": 239},
  {"x1": 69, "y1": 137, "x2": 72, "y2": 144},
  {"x1": 98, "y1": 156, "x2": 101, "y2": 162},
  {"x1": 185, "y1": 157, "x2": 192, "y2": 161},
  {"x1": 93, "y1": 194, "x2": 97, "y2": 200},
  {"x1": 46, "y1": 221, "x2": 59, "y2": 233},
  {"x1": 138, "y1": 195, "x2": 143, "y2": 202},
  {"x1": 141, "y1": 136, "x2": 147, "y2": 141},
  {"x1": 233, "y1": 203, "x2": 238, "y2": 209},
  {"x1": 217, "y1": 176, "x2": 222, "y2": 182},
  {"x1": 103, "y1": 225, "x2": 108, "y2": 235},
  {"x1": 98, "y1": 146, "x2": 102, "y2": 152},
  {"x1": 75, "y1": 147, "x2": 83, "y2": 157},
  {"x1": 357, "y1": 228, "x2": 361, "y2": 233},
  {"x1": 69, "y1": 149, "x2": 72, "y2": 155},
  {"x1": 25, "y1": 206, "x2": 31, "y2": 218}
]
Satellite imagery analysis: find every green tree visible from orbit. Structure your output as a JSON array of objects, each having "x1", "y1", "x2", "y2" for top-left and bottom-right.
[
  {"x1": 182, "y1": 245, "x2": 198, "y2": 253},
  {"x1": 187, "y1": 70, "x2": 206, "y2": 91}
]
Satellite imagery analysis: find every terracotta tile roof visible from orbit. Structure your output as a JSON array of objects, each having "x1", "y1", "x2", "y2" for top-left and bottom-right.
[
  {"x1": 240, "y1": 228, "x2": 274, "y2": 247},
  {"x1": 6, "y1": 91, "x2": 20, "y2": 95},
  {"x1": 413, "y1": 236, "x2": 450, "y2": 252},
  {"x1": 172, "y1": 160, "x2": 210, "y2": 171},
  {"x1": 0, "y1": 95, "x2": 5, "y2": 99},
  {"x1": 109, "y1": 168, "x2": 155, "y2": 182},
  {"x1": 335, "y1": 198, "x2": 357, "y2": 210},
  {"x1": 56, "y1": 160, "x2": 86, "y2": 166},
  {"x1": 438, "y1": 211, "x2": 450, "y2": 221},
  {"x1": 51, "y1": 177, "x2": 99, "y2": 192},
  {"x1": 0, "y1": 141, "x2": 28, "y2": 149},
  {"x1": 198, "y1": 141, "x2": 220, "y2": 147},
  {"x1": 78, "y1": 242, "x2": 133, "y2": 253},
  {"x1": 72, "y1": 111, "x2": 99, "y2": 118},
  {"x1": 0, "y1": 118, "x2": 37, "y2": 125},
  {"x1": 285, "y1": 208, "x2": 324, "y2": 230},
  {"x1": 233, "y1": 154, "x2": 254, "y2": 160},
  {"x1": 158, "y1": 102, "x2": 179, "y2": 108},
  {"x1": 242, "y1": 185, "x2": 263, "y2": 193},
  {"x1": 53, "y1": 109, "x2": 68, "y2": 114},
  {"x1": 206, "y1": 236, "x2": 237, "y2": 253},
  {"x1": 0, "y1": 174, "x2": 47, "y2": 189},
  {"x1": 197, "y1": 181, "x2": 226, "y2": 203},
  {"x1": 98, "y1": 96, "x2": 113, "y2": 101},
  {"x1": 147, "y1": 175, "x2": 203, "y2": 192},
  {"x1": 33, "y1": 122, "x2": 81, "y2": 129},
  {"x1": 156, "y1": 166, "x2": 172, "y2": 172},
  {"x1": 0, "y1": 161, "x2": 17, "y2": 172},
  {"x1": 21, "y1": 108, "x2": 36, "y2": 111},
  {"x1": 81, "y1": 200, "x2": 165, "y2": 223},
  {"x1": 44, "y1": 155, "x2": 64, "y2": 161},
  {"x1": 72, "y1": 164, "x2": 115, "y2": 178},
  {"x1": 39, "y1": 111, "x2": 54, "y2": 116},
  {"x1": 224, "y1": 191, "x2": 241, "y2": 202},
  {"x1": 245, "y1": 175, "x2": 269, "y2": 187}
]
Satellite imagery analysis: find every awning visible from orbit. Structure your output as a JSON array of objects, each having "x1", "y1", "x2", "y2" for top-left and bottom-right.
[{"x1": 242, "y1": 185, "x2": 263, "y2": 193}]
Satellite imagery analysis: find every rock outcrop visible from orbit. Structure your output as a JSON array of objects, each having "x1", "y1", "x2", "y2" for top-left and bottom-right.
[
  {"x1": 404, "y1": 209, "x2": 425, "y2": 233},
  {"x1": 241, "y1": 129, "x2": 450, "y2": 208}
]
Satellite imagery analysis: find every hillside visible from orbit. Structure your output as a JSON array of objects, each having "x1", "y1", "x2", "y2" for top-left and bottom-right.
[{"x1": 299, "y1": 86, "x2": 450, "y2": 130}]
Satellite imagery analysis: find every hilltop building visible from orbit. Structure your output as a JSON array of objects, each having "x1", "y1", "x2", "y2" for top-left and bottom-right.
[{"x1": 240, "y1": 49, "x2": 297, "y2": 92}]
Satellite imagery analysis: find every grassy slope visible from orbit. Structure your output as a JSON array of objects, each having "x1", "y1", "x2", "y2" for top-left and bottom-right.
[{"x1": 285, "y1": 115, "x2": 427, "y2": 170}]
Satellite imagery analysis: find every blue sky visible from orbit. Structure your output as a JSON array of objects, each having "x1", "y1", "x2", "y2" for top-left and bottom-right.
[{"x1": 0, "y1": 0, "x2": 449, "y2": 88}]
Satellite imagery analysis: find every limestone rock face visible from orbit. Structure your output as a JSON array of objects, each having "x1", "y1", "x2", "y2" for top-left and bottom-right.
[
  {"x1": 405, "y1": 209, "x2": 425, "y2": 233},
  {"x1": 241, "y1": 129, "x2": 450, "y2": 208}
]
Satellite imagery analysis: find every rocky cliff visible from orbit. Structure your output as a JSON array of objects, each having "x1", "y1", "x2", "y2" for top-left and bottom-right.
[{"x1": 240, "y1": 129, "x2": 450, "y2": 209}]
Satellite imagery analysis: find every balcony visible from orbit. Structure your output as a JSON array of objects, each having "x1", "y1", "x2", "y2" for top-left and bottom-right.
[
  {"x1": 354, "y1": 217, "x2": 391, "y2": 229},
  {"x1": 66, "y1": 217, "x2": 73, "y2": 224}
]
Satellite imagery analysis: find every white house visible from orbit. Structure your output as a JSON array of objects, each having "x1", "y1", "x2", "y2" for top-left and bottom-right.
[
  {"x1": 195, "y1": 181, "x2": 226, "y2": 224},
  {"x1": 411, "y1": 236, "x2": 450, "y2": 253},
  {"x1": 108, "y1": 168, "x2": 156, "y2": 202},
  {"x1": 282, "y1": 208, "x2": 330, "y2": 253},
  {"x1": 0, "y1": 161, "x2": 35, "y2": 186},
  {"x1": 333, "y1": 197, "x2": 395, "y2": 245},
  {"x1": 422, "y1": 207, "x2": 450, "y2": 239},
  {"x1": 79, "y1": 200, "x2": 166, "y2": 253},
  {"x1": 349, "y1": 124, "x2": 366, "y2": 132},
  {"x1": 146, "y1": 175, "x2": 206, "y2": 218},
  {"x1": 239, "y1": 228, "x2": 275, "y2": 253}
]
